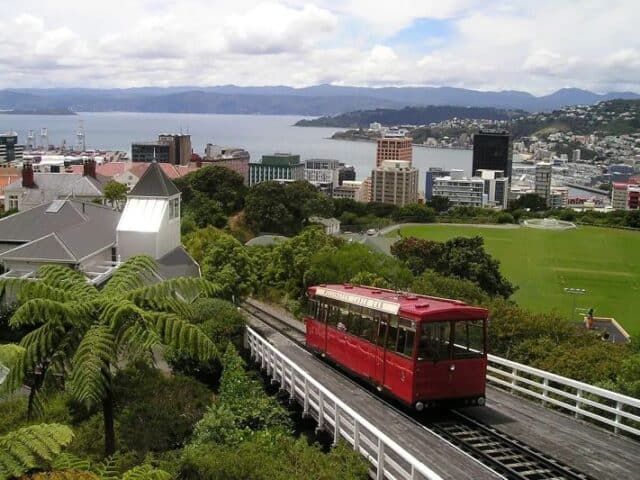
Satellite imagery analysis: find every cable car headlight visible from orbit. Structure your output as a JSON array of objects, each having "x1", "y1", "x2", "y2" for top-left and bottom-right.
[{"x1": 449, "y1": 364, "x2": 456, "y2": 372}]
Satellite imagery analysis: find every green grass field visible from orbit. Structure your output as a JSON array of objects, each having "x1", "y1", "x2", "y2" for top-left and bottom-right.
[{"x1": 394, "y1": 225, "x2": 640, "y2": 336}]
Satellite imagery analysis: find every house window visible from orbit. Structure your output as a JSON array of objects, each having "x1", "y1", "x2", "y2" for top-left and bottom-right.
[
  {"x1": 8, "y1": 195, "x2": 18, "y2": 210},
  {"x1": 169, "y1": 197, "x2": 180, "y2": 219}
]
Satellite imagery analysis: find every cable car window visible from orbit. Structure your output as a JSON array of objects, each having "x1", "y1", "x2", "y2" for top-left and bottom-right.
[
  {"x1": 359, "y1": 307, "x2": 377, "y2": 343},
  {"x1": 395, "y1": 318, "x2": 416, "y2": 357},
  {"x1": 385, "y1": 316, "x2": 399, "y2": 350},
  {"x1": 452, "y1": 319, "x2": 485, "y2": 359},
  {"x1": 418, "y1": 322, "x2": 451, "y2": 361},
  {"x1": 327, "y1": 301, "x2": 341, "y2": 327},
  {"x1": 307, "y1": 299, "x2": 318, "y2": 317},
  {"x1": 375, "y1": 313, "x2": 389, "y2": 346}
]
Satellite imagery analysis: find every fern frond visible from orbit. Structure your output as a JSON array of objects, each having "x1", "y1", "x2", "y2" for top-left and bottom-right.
[
  {"x1": 69, "y1": 325, "x2": 115, "y2": 407},
  {"x1": 37, "y1": 265, "x2": 98, "y2": 300},
  {"x1": 10, "y1": 298, "x2": 84, "y2": 329},
  {"x1": 0, "y1": 279, "x2": 74, "y2": 306},
  {"x1": 0, "y1": 343, "x2": 25, "y2": 367},
  {"x1": 101, "y1": 256, "x2": 158, "y2": 297},
  {"x1": 128, "y1": 277, "x2": 222, "y2": 305},
  {"x1": 150, "y1": 312, "x2": 217, "y2": 360},
  {"x1": 121, "y1": 464, "x2": 171, "y2": 480},
  {"x1": 0, "y1": 423, "x2": 74, "y2": 478},
  {"x1": 50, "y1": 452, "x2": 92, "y2": 472},
  {"x1": 92, "y1": 456, "x2": 119, "y2": 480}
]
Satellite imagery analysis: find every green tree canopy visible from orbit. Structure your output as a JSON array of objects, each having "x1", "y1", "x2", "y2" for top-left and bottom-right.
[
  {"x1": 175, "y1": 165, "x2": 247, "y2": 215},
  {"x1": 102, "y1": 181, "x2": 128, "y2": 210},
  {"x1": 391, "y1": 236, "x2": 516, "y2": 298}
]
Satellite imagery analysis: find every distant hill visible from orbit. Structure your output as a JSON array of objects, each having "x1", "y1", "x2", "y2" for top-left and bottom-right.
[
  {"x1": 294, "y1": 105, "x2": 516, "y2": 128},
  {"x1": 0, "y1": 85, "x2": 638, "y2": 116}
]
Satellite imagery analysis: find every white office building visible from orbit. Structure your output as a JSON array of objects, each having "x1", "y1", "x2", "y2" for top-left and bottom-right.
[
  {"x1": 432, "y1": 169, "x2": 485, "y2": 207},
  {"x1": 476, "y1": 169, "x2": 509, "y2": 209}
]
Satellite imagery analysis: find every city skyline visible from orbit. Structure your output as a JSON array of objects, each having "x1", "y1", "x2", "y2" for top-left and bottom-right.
[{"x1": 0, "y1": 1, "x2": 638, "y2": 94}]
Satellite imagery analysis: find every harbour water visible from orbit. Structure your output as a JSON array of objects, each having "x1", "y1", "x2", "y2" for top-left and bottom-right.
[{"x1": 0, "y1": 112, "x2": 472, "y2": 187}]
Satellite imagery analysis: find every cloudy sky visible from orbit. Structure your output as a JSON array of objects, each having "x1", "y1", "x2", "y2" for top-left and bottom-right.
[{"x1": 1, "y1": 0, "x2": 638, "y2": 94}]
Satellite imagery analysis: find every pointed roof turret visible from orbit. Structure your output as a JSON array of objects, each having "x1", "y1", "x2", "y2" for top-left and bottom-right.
[{"x1": 128, "y1": 162, "x2": 180, "y2": 197}]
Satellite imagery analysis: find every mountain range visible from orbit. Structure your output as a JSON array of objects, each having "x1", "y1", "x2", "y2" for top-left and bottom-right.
[{"x1": 0, "y1": 85, "x2": 638, "y2": 116}]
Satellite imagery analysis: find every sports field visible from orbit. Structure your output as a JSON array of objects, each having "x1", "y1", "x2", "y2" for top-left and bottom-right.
[{"x1": 394, "y1": 224, "x2": 640, "y2": 336}]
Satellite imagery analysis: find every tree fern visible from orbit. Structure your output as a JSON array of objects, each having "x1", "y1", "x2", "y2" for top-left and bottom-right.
[
  {"x1": 101, "y1": 256, "x2": 158, "y2": 297},
  {"x1": 50, "y1": 453, "x2": 92, "y2": 472},
  {"x1": 0, "y1": 424, "x2": 74, "y2": 478},
  {"x1": 69, "y1": 325, "x2": 115, "y2": 407},
  {"x1": 37, "y1": 265, "x2": 98, "y2": 301},
  {"x1": 150, "y1": 312, "x2": 217, "y2": 360},
  {"x1": 121, "y1": 465, "x2": 171, "y2": 480}
]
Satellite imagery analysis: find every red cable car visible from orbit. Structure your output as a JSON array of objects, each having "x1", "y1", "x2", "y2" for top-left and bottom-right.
[{"x1": 305, "y1": 284, "x2": 488, "y2": 410}]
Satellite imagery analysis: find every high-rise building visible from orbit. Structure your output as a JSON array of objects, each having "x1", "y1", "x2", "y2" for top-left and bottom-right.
[
  {"x1": 476, "y1": 169, "x2": 509, "y2": 209},
  {"x1": 472, "y1": 130, "x2": 513, "y2": 181},
  {"x1": 305, "y1": 159, "x2": 341, "y2": 190},
  {"x1": 248, "y1": 153, "x2": 304, "y2": 186},
  {"x1": 132, "y1": 133, "x2": 191, "y2": 165},
  {"x1": 202, "y1": 144, "x2": 250, "y2": 184},
  {"x1": 338, "y1": 164, "x2": 356, "y2": 183},
  {"x1": 550, "y1": 186, "x2": 569, "y2": 209},
  {"x1": 158, "y1": 134, "x2": 192, "y2": 166},
  {"x1": 571, "y1": 149, "x2": 581, "y2": 162},
  {"x1": 376, "y1": 137, "x2": 412, "y2": 167},
  {"x1": 425, "y1": 167, "x2": 451, "y2": 201},
  {"x1": 333, "y1": 179, "x2": 371, "y2": 203},
  {"x1": 371, "y1": 160, "x2": 418, "y2": 206},
  {"x1": 0, "y1": 132, "x2": 24, "y2": 164},
  {"x1": 628, "y1": 185, "x2": 640, "y2": 210},
  {"x1": 432, "y1": 169, "x2": 484, "y2": 207},
  {"x1": 611, "y1": 183, "x2": 629, "y2": 210},
  {"x1": 131, "y1": 142, "x2": 171, "y2": 163},
  {"x1": 534, "y1": 162, "x2": 552, "y2": 207}
]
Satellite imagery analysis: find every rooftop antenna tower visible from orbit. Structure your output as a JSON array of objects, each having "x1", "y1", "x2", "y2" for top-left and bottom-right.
[
  {"x1": 76, "y1": 119, "x2": 86, "y2": 152},
  {"x1": 40, "y1": 128, "x2": 48, "y2": 150}
]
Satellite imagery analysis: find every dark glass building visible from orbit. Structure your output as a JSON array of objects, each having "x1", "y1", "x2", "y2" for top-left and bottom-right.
[
  {"x1": 131, "y1": 142, "x2": 171, "y2": 163},
  {"x1": 0, "y1": 132, "x2": 24, "y2": 164},
  {"x1": 472, "y1": 130, "x2": 513, "y2": 181}
]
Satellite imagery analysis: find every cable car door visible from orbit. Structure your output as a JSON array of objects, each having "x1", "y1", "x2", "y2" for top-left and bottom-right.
[{"x1": 372, "y1": 315, "x2": 387, "y2": 387}]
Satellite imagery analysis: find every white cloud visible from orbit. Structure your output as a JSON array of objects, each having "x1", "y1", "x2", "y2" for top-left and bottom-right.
[
  {"x1": 0, "y1": 1, "x2": 639, "y2": 93},
  {"x1": 224, "y1": 2, "x2": 337, "y2": 54}
]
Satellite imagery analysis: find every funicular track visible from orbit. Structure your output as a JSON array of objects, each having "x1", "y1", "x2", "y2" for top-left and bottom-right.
[{"x1": 240, "y1": 300, "x2": 594, "y2": 480}]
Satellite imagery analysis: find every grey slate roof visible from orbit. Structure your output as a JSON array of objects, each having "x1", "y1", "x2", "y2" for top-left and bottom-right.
[
  {"x1": 157, "y1": 246, "x2": 200, "y2": 280},
  {"x1": 0, "y1": 201, "x2": 120, "y2": 263},
  {"x1": 5, "y1": 173, "x2": 105, "y2": 197},
  {"x1": 129, "y1": 162, "x2": 180, "y2": 197}
]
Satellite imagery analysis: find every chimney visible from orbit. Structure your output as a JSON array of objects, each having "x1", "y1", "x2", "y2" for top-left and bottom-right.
[
  {"x1": 22, "y1": 162, "x2": 35, "y2": 188},
  {"x1": 83, "y1": 159, "x2": 96, "y2": 178}
]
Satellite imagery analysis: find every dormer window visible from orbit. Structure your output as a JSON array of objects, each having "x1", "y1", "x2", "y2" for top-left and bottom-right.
[{"x1": 169, "y1": 197, "x2": 180, "y2": 219}]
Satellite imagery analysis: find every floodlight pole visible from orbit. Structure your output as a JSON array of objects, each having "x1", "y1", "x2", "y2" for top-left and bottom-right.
[{"x1": 564, "y1": 287, "x2": 587, "y2": 319}]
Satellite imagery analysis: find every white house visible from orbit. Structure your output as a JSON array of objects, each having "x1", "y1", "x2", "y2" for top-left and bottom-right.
[{"x1": 116, "y1": 162, "x2": 199, "y2": 278}]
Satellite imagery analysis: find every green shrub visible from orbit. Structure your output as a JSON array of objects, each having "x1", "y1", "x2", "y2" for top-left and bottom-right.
[
  {"x1": 496, "y1": 212, "x2": 514, "y2": 224},
  {"x1": 113, "y1": 362, "x2": 211, "y2": 454},
  {"x1": 179, "y1": 431, "x2": 368, "y2": 480}
]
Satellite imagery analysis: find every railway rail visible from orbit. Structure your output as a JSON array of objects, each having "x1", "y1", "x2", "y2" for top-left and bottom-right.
[{"x1": 240, "y1": 299, "x2": 594, "y2": 480}]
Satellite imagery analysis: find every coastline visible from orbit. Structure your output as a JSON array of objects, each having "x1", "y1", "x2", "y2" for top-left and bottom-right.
[{"x1": 328, "y1": 136, "x2": 472, "y2": 151}]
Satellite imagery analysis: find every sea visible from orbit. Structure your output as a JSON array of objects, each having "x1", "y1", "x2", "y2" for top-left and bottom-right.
[{"x1": 0, "y1": 112, "x2": 472, "y2": 189}]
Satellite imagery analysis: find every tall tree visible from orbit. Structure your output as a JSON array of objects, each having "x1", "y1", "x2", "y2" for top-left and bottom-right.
[
  {"x1": 102, "y1": 180, "x2": 128, "y2": 210},
  {"x1": 0, "y1": 257, "x2": 219, "y2": 455}
]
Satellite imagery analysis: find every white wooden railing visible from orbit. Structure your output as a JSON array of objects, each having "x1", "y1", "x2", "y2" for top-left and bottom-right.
[
  {"x1": 245, "y1": 326, "x2": 444, "y2": 480},
  {"x1": 487, "y1": 354, "x2": 640, "y2": 438}
]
